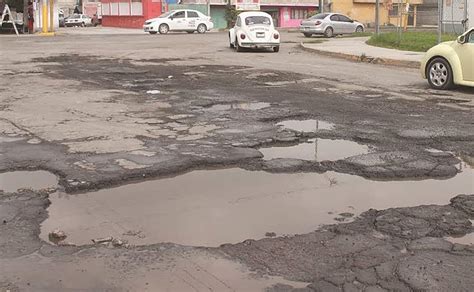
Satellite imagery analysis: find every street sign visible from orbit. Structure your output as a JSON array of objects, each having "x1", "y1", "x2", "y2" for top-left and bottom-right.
[{"x1": 236, "y1": 0, "x2": 260, "y2": 11}]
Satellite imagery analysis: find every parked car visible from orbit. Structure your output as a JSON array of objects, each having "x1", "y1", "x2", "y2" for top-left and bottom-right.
[
  {"x1": 143, "y1": 10, "x2": 213, "y2": 34},
  {"x1": 59, "y1": 10, "x2": 65, "y2": 27},
  {"x1": 65, "y1": 14, "x2": 92, "y2": 27},
  {"x1": 300, "y1": 13, "x2": 364, "y2": 38},
  {"x1": 229, "y1": 11, "x2": 280, "y2": 53},
  {"x1": 421, "y1": 28, "x2": 474, "y2": 90}
]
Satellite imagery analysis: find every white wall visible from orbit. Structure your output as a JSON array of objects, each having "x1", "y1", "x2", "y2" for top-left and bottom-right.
[{"x1": 469, "y1": 0, "x2": 473, "y2": 28}]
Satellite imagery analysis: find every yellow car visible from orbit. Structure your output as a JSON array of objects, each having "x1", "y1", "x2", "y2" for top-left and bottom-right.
[{"x1": 421, "y1": 27, "x2": 474, "y2": 89}]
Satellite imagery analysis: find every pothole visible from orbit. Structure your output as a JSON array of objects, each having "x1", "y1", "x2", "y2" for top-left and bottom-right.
[
  {"x1": 206, "y1": 102, "x2": 270, "y2": 111},
  {"x1": 0, "y1": 170, "x2": 58, "y2": 193},
  {"x1": 259, "y1": 138, "x2": 370, "y2": 161},
  {"x1": 40, "y1": 168, "x2": 473, "y2": 247},
  {"x1": 277, "y1": 119, "x2": 335, "y2": 132},
  {"x1": 445, "y1": 221, "x2": 474, "y2": 245}
]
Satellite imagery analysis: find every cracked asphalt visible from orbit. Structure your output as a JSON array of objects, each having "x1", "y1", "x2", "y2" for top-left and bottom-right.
[{"x1": 0, "y1": 30, "x2": 473, "y2": 291}]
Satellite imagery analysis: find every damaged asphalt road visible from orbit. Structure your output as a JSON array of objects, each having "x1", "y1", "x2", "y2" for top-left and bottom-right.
[
  {"x1": 0, "y1": 54, "x2": 473, "y2": 192},
  {"x1": 1, "y1": 32, "x2": 474, "y2": 291}
]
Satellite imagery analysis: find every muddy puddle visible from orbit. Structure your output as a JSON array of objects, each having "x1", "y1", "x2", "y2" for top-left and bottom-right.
[
  {"x1": 41, "y1": 166, "x2": 473, "y2": 247},
  {"x1": 277, "y1": 119, "x2": 335, "y2": 132},
  {"x1": 206, "y1": 102, "x2": 270, "y2": 111},
  {"x1": 259, "y1": 138, "x2": 370, "y2": 161},
  {"x1": 445, "y1": 220, "x2": 474, "y2": 245},
  {"x1": 0, "y1": 170, "x2": 58, "y2": 193}
]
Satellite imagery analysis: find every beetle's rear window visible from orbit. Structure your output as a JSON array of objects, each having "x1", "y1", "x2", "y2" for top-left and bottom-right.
[{"x1": 245, "y1": 16, "x2": 271, "y2": 26}]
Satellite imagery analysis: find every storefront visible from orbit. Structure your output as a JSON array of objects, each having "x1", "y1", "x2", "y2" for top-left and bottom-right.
[
  {"x1": 261, "y1": 5, "x2": 318, "y2": 28},
  {"x1": 100, "y1": 0, "x2": 164, "y2": 28}
]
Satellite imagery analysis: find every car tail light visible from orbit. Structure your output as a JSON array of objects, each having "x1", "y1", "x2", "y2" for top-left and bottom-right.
[
  {"x1": 315, "y1": 21, "x2": 321, "y2": 26},
  {"x1": 273, "y1": 33, "x2": 279, "y2": 39},
  {"x1": 240, "y1": 34, "x2": 246, "y2": 40}
]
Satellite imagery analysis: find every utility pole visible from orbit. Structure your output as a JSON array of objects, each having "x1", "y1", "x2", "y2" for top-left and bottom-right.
[
  {"x1": 375, "y1": 0, "x2": 380, "y2": 35},
  {"x1": 437, "y1": 0, "x2": 442, "y2": 43},
  {"x1": 319, "y1": 0, "x2": 323, "y2": 14}
]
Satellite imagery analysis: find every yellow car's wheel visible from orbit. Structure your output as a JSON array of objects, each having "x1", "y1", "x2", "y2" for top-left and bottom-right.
[{"x1": 427, "y1": 58, "x2": 454, "y2": 90}]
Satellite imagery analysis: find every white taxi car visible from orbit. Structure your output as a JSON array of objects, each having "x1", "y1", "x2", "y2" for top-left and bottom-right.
[
  {"x1": 143, "y1": 10, "x2": 213, "y2": 35},
  {"x1": 229, "y1": 11, "x2": 280, "y2": 52},
  {"x1": 65, "y1": 14, "x2": 92, "y2": 27}
]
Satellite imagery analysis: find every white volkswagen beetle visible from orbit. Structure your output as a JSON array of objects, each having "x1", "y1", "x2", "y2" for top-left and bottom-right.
[
  {"x1": 143, "y1": 9, "x2": 214, "y2": 34},
  {"x1": 229, "y1": 11, "x2": 280, "y2": 52}
]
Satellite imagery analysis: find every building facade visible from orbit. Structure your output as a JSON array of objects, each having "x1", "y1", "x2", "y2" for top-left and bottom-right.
[
  {"x1": 100, "y1": 0, "x2": 163, "y2": 28},
  {"x1": 331, "y1": 0, "x2": 424, "y2": 28}
]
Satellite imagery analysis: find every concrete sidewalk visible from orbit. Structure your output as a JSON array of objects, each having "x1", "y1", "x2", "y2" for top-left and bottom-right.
[{"x1": 301, "y1": 37, "x2": 424, "y2": 68}]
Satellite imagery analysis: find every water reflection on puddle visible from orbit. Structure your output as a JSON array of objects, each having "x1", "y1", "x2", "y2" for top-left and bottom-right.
[
  {"x1": 206, "y1": 102, "x2": 270, "y2": 111},
  {"x1": 277, "y1": 119, "x2": 335, "y2": 132},
  {"x1": 259, "y1": 138, "x2": 369, "y2": 161},
  {"x1": 41, "y1": 167, "x2": 473, "y2": 247},
  {"x1": 0, "y1": 171, "x2": 58, "y2": 193}
]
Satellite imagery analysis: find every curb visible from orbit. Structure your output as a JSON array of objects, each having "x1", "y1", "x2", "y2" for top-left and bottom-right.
[{"x1": 299, "y1": 43, "x2": 421, "y2": 69}]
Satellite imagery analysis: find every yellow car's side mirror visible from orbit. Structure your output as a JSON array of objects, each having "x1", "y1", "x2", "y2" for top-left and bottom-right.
[{"x1": 457, "y1": 35, "x2": 466, "y2": 44}]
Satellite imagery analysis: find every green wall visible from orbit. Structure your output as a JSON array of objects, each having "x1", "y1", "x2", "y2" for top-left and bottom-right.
[{"x1": 210, "y1": 7, "x2": 227, "y2": 30}]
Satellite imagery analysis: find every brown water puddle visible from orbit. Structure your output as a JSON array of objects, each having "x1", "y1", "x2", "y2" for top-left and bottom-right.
[
  {"x1": 259, "y1": 138, "x2": 370, "y2": 161},
  {"x1": 206, "y1": 102, "x2": 270, "y2": 111},
  {"x1": 0, "y1": 249, "x2": 308, "y2": 291},
  {"x1": 445, "y1": 220, "x2": 474, "y2": 245},
  {"x1": 41, "y1": 166, "x2": 473, "y2": 247},
  {"x1": 277, "y1": 119, "x2": 335, "y2": 132},
  {"x1": 0, "y1": 170, "x2": 58, "y2": 193}
]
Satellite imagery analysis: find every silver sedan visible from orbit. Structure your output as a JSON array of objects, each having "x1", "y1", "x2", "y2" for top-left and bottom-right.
[{"x1": 300, "y1": 13, "x2": 365, "y2": 38}]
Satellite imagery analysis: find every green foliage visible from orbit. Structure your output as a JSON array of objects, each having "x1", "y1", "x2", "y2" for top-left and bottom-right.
[
  {"x1": 307, "y1": 11, "x2": 318, "y2": 19},
  {"x1": 6, "y1": 0, "x2": 24, "y2": 13},
  {"x1": 367, "y1": 31, "x2": 457, "y2": 52},
  {"x1": 224, "y1": 5, "x2": 239, "y2": 28}
]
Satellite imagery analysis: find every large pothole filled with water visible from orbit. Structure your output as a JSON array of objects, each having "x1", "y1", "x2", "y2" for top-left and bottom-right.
[
  {"x1": 0, "y1": 170, "x2": 58, "y2": 193},
  {"x1": 259, "y1": 138, "x2": 370, "y2": 161},
  {"x1": 40, "y1": 164, "x2": 473, "y2": 247}
]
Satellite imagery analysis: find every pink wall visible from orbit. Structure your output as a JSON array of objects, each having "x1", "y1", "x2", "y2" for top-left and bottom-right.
[{"x1": 279, "y1": 7, "x2": 317, "y2": 28}]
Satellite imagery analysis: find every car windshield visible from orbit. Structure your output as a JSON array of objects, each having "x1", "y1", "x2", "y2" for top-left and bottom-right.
[
  {"x1": 309, "y1": 13, "x2": 329, "y2": 20},
  {"x1": 245, "y1": 16, "x2": 271, "y2": 26},
  {"x1": 159, "y1": 11, "x2": 173, "y2": 18}
]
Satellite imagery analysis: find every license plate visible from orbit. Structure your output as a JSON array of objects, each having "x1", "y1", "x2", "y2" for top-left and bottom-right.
[{"x1": 256, "y1": 32, "x2": 265, "y2": 38}]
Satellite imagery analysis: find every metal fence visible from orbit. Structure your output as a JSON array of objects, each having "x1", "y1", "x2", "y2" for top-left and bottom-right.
[{"x1": 439, "y1": 0, "x2": 469, "y2": 34}]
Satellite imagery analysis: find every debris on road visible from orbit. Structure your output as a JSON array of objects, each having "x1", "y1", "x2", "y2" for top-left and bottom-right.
[
  {"x1": 49, "y1": 229, "x2": 67, "y2": 241},
  {"x1": 92, "y1": 236, "x2": 113, "y2": 244}
]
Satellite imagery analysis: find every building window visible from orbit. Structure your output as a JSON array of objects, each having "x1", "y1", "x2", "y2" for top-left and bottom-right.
[
  {"x1": 111, "y1": 3, "x2": 119, "y2": 16},
  {"x1": 389, "y1": 6, "x2": 399, "y2": 17},
  {"x1": 102, "y1": 3, "x2": 110, "y2": 16},
  {"x1": 131, "y1": 0, "x2": 143, "y2": 16},
  {"x1": 119, "y1": 2, "x2": 130, "y2": 16},
  {"x1": 291, "y1": 8, "x2": 308, "y2": 20}
]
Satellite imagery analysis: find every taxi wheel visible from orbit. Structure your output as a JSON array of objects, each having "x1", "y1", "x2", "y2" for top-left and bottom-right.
[
  {"x1": 303, "y1": 33, "x2": 312, "y2": 38},
  {"x1": 159, "y1": 24, "x2": 169, "y2": 34},
  {"x1": 197, "y1": 24, "x2": 207, "y2": 34},
  {"x1": 273, "y1": 46, "x2": 280, "y2": 53},
  {"x1": 356, "y1": 26, "x2": 364, "y2": 33},
  {"x1": 229, "y1": 35, "x2": 234, "y2": 48},
  {"x1": 187, "y1": 31, "x2": 194, "y2": 34},
  {"x1": 235, "y1": 38, "x2": 243, "y2": 52}
]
